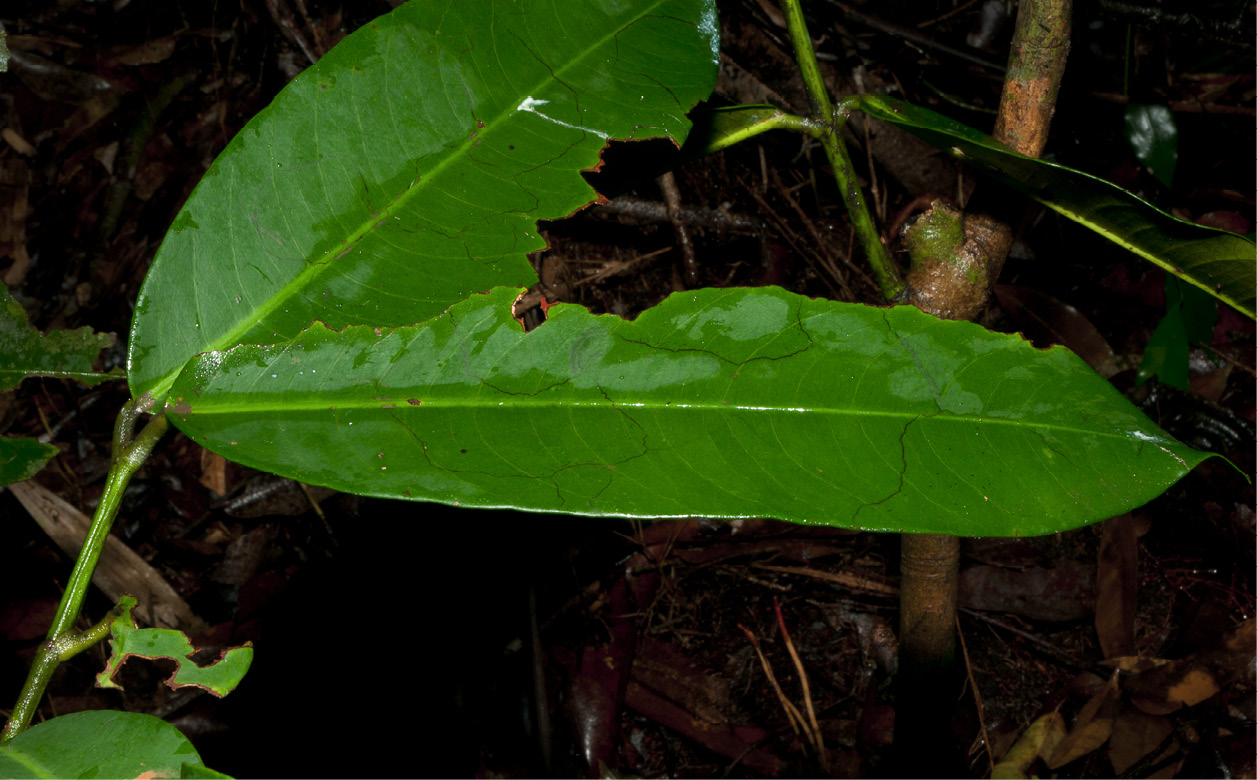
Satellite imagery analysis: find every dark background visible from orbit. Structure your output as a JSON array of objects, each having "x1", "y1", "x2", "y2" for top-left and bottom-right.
[{"x1": 0, "y1": 0, "x2": 1252, "y2": 776}]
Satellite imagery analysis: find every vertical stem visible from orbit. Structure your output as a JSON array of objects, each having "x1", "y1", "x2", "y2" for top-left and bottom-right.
[
  {"x1": 891, "y1": 3, "x2": 1071, "y2": 770},
  {"x1": 46, "y1": 401, "x2": 166, "y2": 639},
  {"x1": 979, "y1": 0, "x2": 1072, "y2": 284},
  {"x1": 992, "y1": 0, "x2": 1072, "y2": 158},
  {"x1": 781, "y1": 0, "x2": 833, "y2": 121},
  {"x1": 894, "y1": 533, "x2": 963, "y2": 774},
  {"x1": 814, "y1": 115, "x2": 905, "y2": 300},
  {"x1": 898, "y1": 534, "x2": 960, "y2": 672},
  {"x1": 2, "y1": 398, "x2": 167, "y2": 744},
  {"x1": 1, "y1": 647, "x2": 60, "y2": 745},
  {"x1": 781, "y1": 0, "x2": 905, "y2": 301},
  {"x1": 1, "y1": 608, "x2": 122, "y2": 745}
]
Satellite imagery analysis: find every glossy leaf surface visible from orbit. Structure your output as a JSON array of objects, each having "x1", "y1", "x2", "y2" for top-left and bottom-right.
[
  {"x1": 97, "y1": 595, "x2": 253, "y2": 697},
  {"x1": 0, "y1": 286, "x2": 120, "y2": 392},
  {"x1": 852, "y1": 95, "x2": 1255, "y2": 319},
  {"x1": 129, "y1": 0, "x2": 720, "y2": 402},
  {"x1": 0, "y1": 437, "x2": 58, "y2": 485},
  {"x1": 167, "y1": 287, "x2": 1207, "y2": 537},
  {"x1": 0, "y1": 710, "x2": 216, "y2": 779},
  {"x1": 1124, "y1": 103, "x2": 1177, "y2": 189}
]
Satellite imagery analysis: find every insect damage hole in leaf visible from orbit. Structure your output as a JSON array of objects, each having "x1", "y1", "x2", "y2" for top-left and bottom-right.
[
  {"x1": 0, "y1": 285, "x2": 122, "y2": 392},
  {"x1": 128, "y1": 0, "x2": 723, "y2": 405},
  {"x1": 97, "y1": 596, "x2": 252, "y2": 698}
]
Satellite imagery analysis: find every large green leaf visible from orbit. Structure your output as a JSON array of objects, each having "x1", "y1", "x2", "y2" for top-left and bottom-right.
[
  {"x1": 166, "y1": 286, "x2": 1207, "y2": 537},
  {"x1": 852, "y1": 95, "x2": 1256, "y2": 319},
  {"x1": 0, "y1": 710, "x2": 220, "y2": 779},
  {"x1": 128, "y1": 0, "x2": 720, "y2": 403},
  {"x1": 0, "y1": 285, "x2": 120, "y2": 392}
]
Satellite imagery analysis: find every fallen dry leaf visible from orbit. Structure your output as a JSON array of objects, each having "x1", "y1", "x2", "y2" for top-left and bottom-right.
[
  {"x1": 1128, "y1": 617, "x2": 1256, "y2": 715},
  {"x1": 104, "y1": 35, "x2": 178, "y2": 66},
  {"x1": 199, "y1": 448, "x2": 229, "y2": 495},
  {"x1": 1046, "y1": 672, "x2": 1121, "y2": 769},
  {"x1": 1108, "y1": 707, "x2": 1175, "y2": 776},
  {"x1": 959, "y1": 558, "x2": 1095, "y2": 621},
  {"x1": 9, "y1": 480, "x2": 207, "y2": 632},
  {"x1": 1, "y1": 127, "x2": 36, "y2": 156},
  {"x1": 991, "y1": 711, "x2": 1066, "y2": 779},
  {"x1": 1103, "y1": 655, "x2": 1170, "y2": 674}
]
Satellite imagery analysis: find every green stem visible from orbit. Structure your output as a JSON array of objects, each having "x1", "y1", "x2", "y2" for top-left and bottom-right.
[
  {"x1": 817, "y1": 105, "x2": 905, "y2": 300},
  {"x1": 0, "y1": 605, "x2": 123, "y2": 744},
  {"x1": 781, "y1": 0, "x2": 833, "y2": 121},
  {"x1": 48, "y1": 396, "x2": 165, "y2": 639},
  {"x1": 1, "y1": 397, "x2": 167, "y2": 744},
  {"x1": 780, "y1": 0, "x2": 905, "y2": 301}
]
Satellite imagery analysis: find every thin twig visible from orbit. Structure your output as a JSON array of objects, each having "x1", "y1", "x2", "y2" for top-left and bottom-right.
[
  {"x1": 862, "y1": 118, "x2": 883, "y2": 223},
  {"x1": 956, "y1": 615, "x2": 995, "y2": 775},
  {"x1": 291, "y1": 0, "x2": 327, "y2": 56},
  {"x1": 916, "y1": 0, "x2": 983, "y2": 29},
  {"x1": 739, "y1": 624, "x2": 808, "y2": 738},
  {"x1": 770, "y1": 169, "x2": 871, "y2": 297},
  {"x1": 1202, "y1": 345, "x2": 1257, "y2": 377},
  {"x1": 263, "y1": 0, "x2": 320, "y2": 66},
  {"x1": 753, "y1": 562, "x2": 898, "y2": 599},
  {"x1": 958, "y1": 607, "x2": 1094, "y2": 673},
  {"x1": 597, "y1": 197, "x2": 763, "y2": 231},
  {"x1": 657, "y1": 171, "x2": 700, "y2": 287},
  {"x1": 749, "y1": 189, "x2": 847, "y2": 301},
  {"x1": 830, "y1": 1, "x2": 1006, "y2": 71},
  {"x1": 773, "y1": 598, "x2": 827, "y2": 771},
  {"x1": 574, "y1": 247, "x2": 673, "y2": 287}
]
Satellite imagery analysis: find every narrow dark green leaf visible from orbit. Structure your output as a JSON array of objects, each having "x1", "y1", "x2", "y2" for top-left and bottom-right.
[
  {"x1": 97, "y1": 595, "x2": 253, "y2": 697},
  {"x1": 0, "y1": 286, "x2": 120, "y2": 392},
  {"x1": 167, "y1": 287, "x2": 1208, "y2": 537},
  {"x1": 0, "y1": 711, "x2": 217, "y2": 779},
  {"x1": 1124, "y1": 103, "x2": 1178, "y2": 189},
  {"x1": 129, "y1": 0, "x2": 720, "y2": 403},
  {"x1": 0, "y1": 437, "x2": 58, "y2": 485},
  {"x1": 852, "y1": 95, "x2": 1255, "y2": 319}
]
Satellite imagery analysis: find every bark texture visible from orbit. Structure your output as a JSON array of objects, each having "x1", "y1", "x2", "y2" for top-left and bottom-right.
[
  {"x1": 902, "y1": 0, "x2": 1072, "y2": 318},
  {"x1": 993, "y1": 0, "x2": 1073, "y2": 158},
  {"x1": 898, "y1": 534, "x2": 961, "y2": 672}
]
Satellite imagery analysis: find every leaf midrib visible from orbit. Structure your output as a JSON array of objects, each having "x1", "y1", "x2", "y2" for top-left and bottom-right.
[
  {"x1": 147, "y1": 0, "x2": 678, "y2": 401},
  {"x1": 177, "y1": 396, "x2": 1171, "y2": 445}
]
